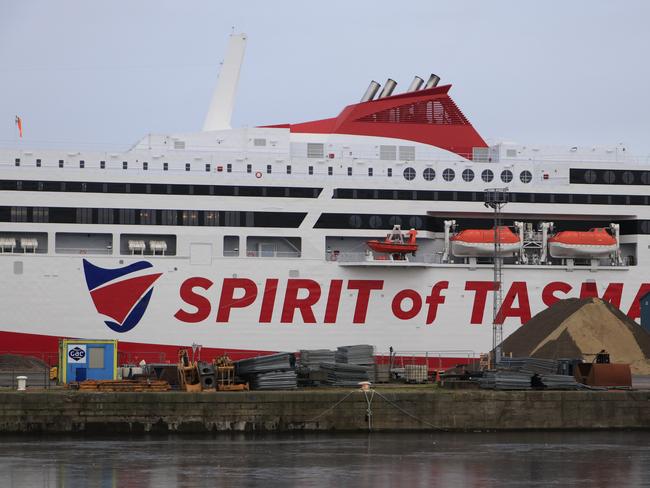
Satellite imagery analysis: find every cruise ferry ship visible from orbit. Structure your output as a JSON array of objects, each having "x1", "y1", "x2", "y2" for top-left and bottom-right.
[{"x1": 1, "y1": 34, "x2": 649, "y2": 366}]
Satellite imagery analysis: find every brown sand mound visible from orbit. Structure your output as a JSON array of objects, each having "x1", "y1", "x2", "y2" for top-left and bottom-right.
[
  {"x1": 0, "y1": 354, "x2": 49, "y2": 371},
  {"x1": 501, "y1": 297, "x2": 650, "y2": 374}
]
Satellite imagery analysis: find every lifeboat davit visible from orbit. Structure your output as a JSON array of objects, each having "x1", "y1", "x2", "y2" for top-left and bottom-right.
[
  {"x1": 548, "y1": 228, "x2": 618, "y2": 258},
  {"x1": 367, "y1": 226, "x2": 418, "y2": 254},
  {"x1": 450, "y1": 226, "x2": 520, "y2": 257}
]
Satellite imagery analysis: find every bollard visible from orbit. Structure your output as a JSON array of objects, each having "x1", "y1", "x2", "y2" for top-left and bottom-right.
[{"x1": 16, "y1": 376, "x2": 27, "y2": 391}]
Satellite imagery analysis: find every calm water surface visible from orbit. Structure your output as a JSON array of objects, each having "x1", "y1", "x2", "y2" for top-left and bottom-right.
[{"x1": 1, "y1": 431, "x2": 649, "y2": 487}]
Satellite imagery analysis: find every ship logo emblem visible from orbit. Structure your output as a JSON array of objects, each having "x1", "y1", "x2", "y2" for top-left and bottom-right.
[{"x1": 83, "y1": 259, "x2": 162, "y2": 333}]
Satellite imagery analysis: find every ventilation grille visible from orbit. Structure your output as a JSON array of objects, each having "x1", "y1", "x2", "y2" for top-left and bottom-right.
[
  {"x1": 380, "y1": 145, "x2": 397, "y2": 160},
  {"x1": 307, "y1": 143, "x2": 324, "y2": 159},
  {"x1": 399, "y1": 146, "x2": 415, "y2": 161},
  {"x1": 356, "y1": 97, "x2": 469, "y2": 125},
  {"x1": 253, "y1": 138, "x2": 267, "y2": 147},
  {"x1": 174, "y1": 140, "x2": 186, "y2": 150}
]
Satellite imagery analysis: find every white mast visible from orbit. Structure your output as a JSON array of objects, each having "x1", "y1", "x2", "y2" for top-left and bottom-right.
[{"x1": 202, "y1": 33, "x2": 247, "y2": 131}]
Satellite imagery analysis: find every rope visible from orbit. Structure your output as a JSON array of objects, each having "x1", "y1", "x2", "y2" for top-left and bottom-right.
[
  {"x1": 305, "y1": 390, "x2": 355, "y2": 423},
  {"x1": 373, "y1": 390, "x2": 441, "y2": 430},
  {"x1": 363, "y1": 389, "x2": 375, "y2": 431}
]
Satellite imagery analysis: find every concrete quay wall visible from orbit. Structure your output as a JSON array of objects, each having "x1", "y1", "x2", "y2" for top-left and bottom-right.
[{"x1": 1, "y1": 389, "x2": 649, "y2": 433}]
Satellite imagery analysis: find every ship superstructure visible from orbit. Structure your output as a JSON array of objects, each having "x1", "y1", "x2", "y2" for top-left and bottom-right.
[{"x1": 1, "y1": 34, "x2": 649, "y2": 365}]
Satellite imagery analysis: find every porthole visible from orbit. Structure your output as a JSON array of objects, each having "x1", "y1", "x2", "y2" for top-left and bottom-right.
[
  {"x1": 622, "y1": 171, "x2": 634, "y2": 184},
  {"x1": 500, "y1": 169, "x2": 513, "y2": 183},
  {"x1": 442, "y1": 168, "x2": 455, "y2": 181},
  {"x1": 403, "y1": 167, "x2": 416, "y2": 181},
  {"x1": 603, "y1": 170, "x2": 616, "y2": 184},
  {"x1": 369, "y1": 215, "x2": 383, "y2": 229},
  {"x1": 481, "y1": 169, "x2": 494, "y2": 182},
  {"x1": 520, "y1": 170, "x2": 532, "y2": 183},
  {"x1": 349, "y1": 215, "x2": 362, "y2": 228},
  {"x1": 584, "y1": 170, "x2": 597, "y2": 184},
  {"x1": 409, "y1": 216, "x2": 423, "y2": 229},
  {"x1": 462, "y1": 169, "x2": 474, "y2": 182},
  {"x1": 423, "y1": 168, "x2": 435, "y2": 181}
]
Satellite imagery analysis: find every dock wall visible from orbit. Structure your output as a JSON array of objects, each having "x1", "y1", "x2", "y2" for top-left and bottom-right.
[{"x1": 1, "y1": 389, "x2": 649, "y2": 433}]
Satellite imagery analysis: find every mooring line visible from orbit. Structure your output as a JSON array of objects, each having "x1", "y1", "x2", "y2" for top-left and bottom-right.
[
  {"x1": 306, "y1": 390, "x2": 356, "y2": 423},
  {"x1": 373, "y1": 390, "x2": 441, "y2": 430}
]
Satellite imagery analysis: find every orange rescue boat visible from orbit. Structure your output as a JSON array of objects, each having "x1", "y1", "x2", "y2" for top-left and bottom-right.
[{"x1": 367, "y1": 226, "x2": 418, "y2": 254}]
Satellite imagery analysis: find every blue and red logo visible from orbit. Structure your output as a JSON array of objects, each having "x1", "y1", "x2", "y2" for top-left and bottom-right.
[{"x1": 83, "y1": 259, "x2": 162, "y2": 333}]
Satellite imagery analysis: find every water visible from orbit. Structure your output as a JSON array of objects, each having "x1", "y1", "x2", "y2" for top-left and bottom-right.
[{"x1": 1, "y1": 431, "x2": 650, "y2": 487}]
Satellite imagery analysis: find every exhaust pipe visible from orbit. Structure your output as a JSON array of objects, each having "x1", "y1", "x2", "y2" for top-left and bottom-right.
[
  {"x1": 424, "y1": 73, "x2": 440, "y2": 89},
  {"x1": 377, "y1": 78, "x2": 397, "y2": 99},
  {"x1": 360, "y1": 80, "x2": 381, "y2": 102},
  {"x1": 407, "y1": 76, "x2": 424, "y2": 92}
]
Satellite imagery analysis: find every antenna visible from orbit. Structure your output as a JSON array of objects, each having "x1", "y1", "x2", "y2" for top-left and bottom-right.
[{"x1": 202, "y1": 33, "x2": 247, "y2": 131}]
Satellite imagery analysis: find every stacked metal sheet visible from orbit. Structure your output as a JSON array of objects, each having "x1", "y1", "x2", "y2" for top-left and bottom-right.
[
  {"x1": 335, "y1": 345, "x2": 374, "y2": 364},
  {"x1": 479, "y1": 371, "x2": 532, "y2": 390},
  {"x1": 539, "y1": 374, "x2": 580, "y2": 390},
  {"x1": 234, "y1": 352, "x2": 297, "y2": 390},
  {"x1": 234, "y1": 352, "x2": 296, "y2": 376},
  {"x1": 299, "y1": 349, "x2": 336, "y2": 370},
  {"x1": 319, "y1": 362, "x2": 369, "y2": 386},
  {"x1": 499, "y1": 357, "x2": 558, "y2": 374},
  {"x1": 250, "y1": 370, "x2": 298, "y2": 390}
]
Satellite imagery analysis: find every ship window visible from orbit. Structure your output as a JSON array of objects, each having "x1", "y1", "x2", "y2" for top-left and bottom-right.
[
  {"x1": 584, "y1": 169, "x2": 597, "y2": 183},
  {"x1": 520, "y1": 170, "x2": 532, "y2": 183},
  {"x1": 500, "y1": 169, "x2": 513, "y2": 183},
  {"x1": 224, "y1": 235, "x2": 239, "y2": 256},
  {"x1": 423, "y1": 168, "x2": 435, "y2": 181},
  {"x1": 399, "y1": 146, "x2": 415, "y2": 161},
  {"x1": 286, "y1": 165, "x2": 292, "y2": 175},
  {"x1": 185, "y1": 163, "x2": 191, "y2": 172},
  {"x1": 163, "y1": 163, "x2": 168, "y2": 171},
  {"x1": 622, "y1": 171, "x2": 634, "y2": 184},
  {"x1": 308, "y1": 166, "x2": 314, "y2": 175},
  {"x1": 100, "y1": 160, "x2": 105, "y2": 169},
  {"x1": 349, "y1": 215, "x2": 362, "y2": 228},
  {"x1": 409, "y1": 216, "x2": 423, "y2": 229},
  {"x1": 327, "y1": 166, "x2": 333, "y2": 176},
  {"x1": 642, "y1": 172, "x2": 650, "y2": 185},
  {"x1": 403, "y1": 167, "x2": 416, "y2": 181},
  {"x1": 97, "y1": 208, "x2": 114, "y2": 224},
  {"x1": 253, "y1": 138, "x2": 266, "y2": 147},
  {"x1": 389, "y1": 216, "x2": 402, "y2": 227},
  {"x1": 119, "y1": 209, "x2": 135, "y2": 224},
  {"x1": 369, "y1": 215, "x2": 382, "y2": 228},
  {"x1": 14, "y1": 158, "x2": 20, "y2": 167},
  {"x1": 387, "y1": 168, "x2": 392, "y2": 177},
  {"x1": 204, "y1": 211, "x2": 219, "y2": 226},
  {"x1": 139, "y1": 209, "x2": 156, "y2": 225},
  {"x1": 59, "y1": 160, "x2": 64, "y2": 168},
  {"x1": 227, "y1": 163, "x2": 232, "y2": 173},
  {"x1": 205, "y1": 164, "x2": 211, "y2": 172},
  {"x1": 603, "y1": 170, "x2": 616, "y2": 184},
  {"x1": 347, "y1": 167, "x2": 352, "y2": 176},
  {"x1": 182, "y1": 210, "x2": 199, "y2": 226},
  {"x1": 10, "y1": 207, "x2": 27, "y2": 222},
  {"x1": 246, "y1": 164, "x2": 252, "y2": 173},
  {"x1": 462, "y1": 169, "x2": 474, "y2": 182},
  {"x1": 79, "y1": 160, "x2": 85, "y2": 169},
  {"x1": 442, "y1": 168, "x2": 455, "y2": 181},
  {"x1": 36, "y1": 159, "x2": 41, "y2": 167},
  {"x1": 160, "y1": 209, "x2": 177, "y2": 225},
  {"x1": 368, "y1": 168, "x2": 373, "y2": 176},
  {"x1": 380, "y1": 145, "x2": 397, "y2": 161},
  {"x1": 307, "y1": 143, "x2": 324, "y2": 159},
  {"x1": 143, "y1": 162, "x2": 148, "y2": 170},
  {"x1": 122, "y1": 161, "x2": 128, "y2": 170},
  {"x1": 506, "y1": 149, "x2": 517, "y2": 157},
  {"x1": 267, "y1": 165, "x2": 272, "y2": 174}
]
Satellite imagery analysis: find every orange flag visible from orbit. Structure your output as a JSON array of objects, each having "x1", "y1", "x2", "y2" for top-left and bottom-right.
[{"x1": 15, "y1": 116, "x2": 23, "y2": 138}]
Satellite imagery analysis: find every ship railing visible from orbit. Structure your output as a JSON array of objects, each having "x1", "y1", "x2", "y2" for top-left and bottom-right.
[
  {"x1": 54, "y1": 247, "x2": 113, "y2": 255},
  {"x1": 222, "y1": 250, "x2": 302, "y2": 258},
  {"x1": 326, "y1": 251, "x2": 444, "y2": 264}
]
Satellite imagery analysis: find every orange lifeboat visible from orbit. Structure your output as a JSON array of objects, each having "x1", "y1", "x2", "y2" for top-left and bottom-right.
[
  {"x1": 367, "y1": 226, "x2": 418, "y2": 255},
  {"x1": 548, "y1": 228, "x2": 618, "y2": 258},
  {"x1": 450, "y1": 226, "x2": 520, "y2": 257}
]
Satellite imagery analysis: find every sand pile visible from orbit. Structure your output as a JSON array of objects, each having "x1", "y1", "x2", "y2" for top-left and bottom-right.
[{"x1": 501, "y1": 298, "x2": 650, "y2": 374}]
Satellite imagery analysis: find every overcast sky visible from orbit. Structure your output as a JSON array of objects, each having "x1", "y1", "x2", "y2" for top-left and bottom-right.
[{"x1": 1, "y1": 1, "x2": 649, "y2": 154}]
